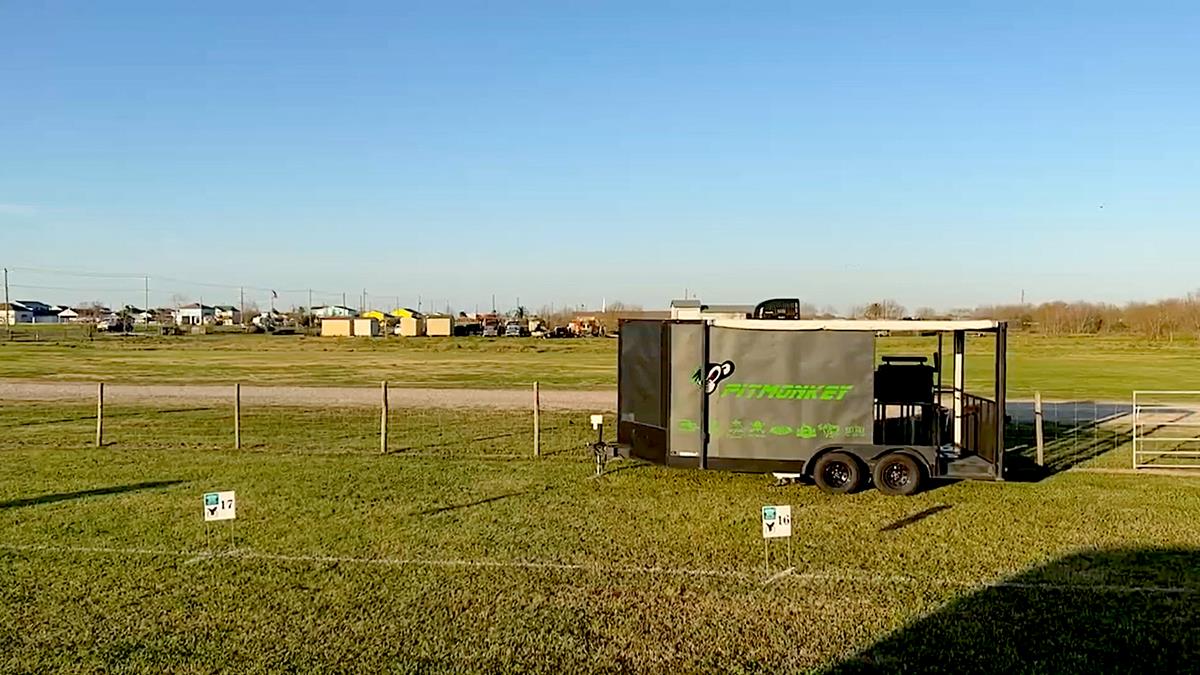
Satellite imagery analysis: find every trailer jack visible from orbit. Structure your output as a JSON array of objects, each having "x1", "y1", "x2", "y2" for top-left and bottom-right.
[{"x1": 590, "y1": 415, "x2": 627, "y2": 476}]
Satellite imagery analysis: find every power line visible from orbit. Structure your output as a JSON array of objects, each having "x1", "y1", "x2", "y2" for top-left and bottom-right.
[
  {"x1": 6, "y1": 265, "x2": 147, "y2": 279},
  {"x1": 9, "y1": 283, "x2": 148, "y2": 293}
]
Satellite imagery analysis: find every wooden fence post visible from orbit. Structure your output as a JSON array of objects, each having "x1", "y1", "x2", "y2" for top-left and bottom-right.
[
  {"x1": 380, "y1": 381, "x2": 389, "y2": 454},
  {"x1": 1034, "y1": 391, "x2": 1044, "y2": 467},
  {"x1": 234, "y1": 383, "x2": 241, "y2": 450},
  {"x1": 533, "y1": 381, "x2": 541, "y2": 457},
  {"x1": 95, "y1": 382, "x2": 104, "y2": 447}
]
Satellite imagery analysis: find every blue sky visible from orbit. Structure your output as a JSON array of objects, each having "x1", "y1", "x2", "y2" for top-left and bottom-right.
[{"x1": 2, "y1": 1, "x2": 1198, "y2": 313}]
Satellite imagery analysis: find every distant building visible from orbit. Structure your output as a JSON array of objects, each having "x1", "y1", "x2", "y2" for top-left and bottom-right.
[
  {"x1": 353, "y1": 317, "x2": 381, "y2": 337},
  {"x1": 1, "y1": 300, "x2": 66, "y2": 324},
  {"x1": 425, "y1": 316, "x2": 453, "y2": 337},
  {"x1": 213, "y1": 305, "x2": 241, "y2": 325},
  {"x1": 669, "y1": 299, "x2": 753, "y2": 320},
  {"x1": 174, "y1": 303, "x2": 216, "y2": 326},
  {"x1": 311, "y1": 305, "x2": 359, "y2": 318},
  {"x1": 17, "y1": 300, "x2": 62, "y2": 324},
  {"x1": 0, "y1": 303, "x2": 33, "y2": 325},
  {"x1": 320, "y1": 317, "x2": 355, "y2": 337}
]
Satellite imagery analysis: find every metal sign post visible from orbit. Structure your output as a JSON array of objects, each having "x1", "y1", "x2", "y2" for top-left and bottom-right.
[
  {"x1": 760, "y1": 504, "x2": 793, "y2": 575},
  {"x1": 203, "y1": 490, "x2": 237, "y2": 552}
]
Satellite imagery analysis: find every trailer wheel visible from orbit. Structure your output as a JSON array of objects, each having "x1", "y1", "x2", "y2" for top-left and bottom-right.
[
  {"x1": 873, "y1": 453, "x2": 923, "y2": 496},
  {"x1": 812, "y1": 452, "x2": 863, "y2": 494}
]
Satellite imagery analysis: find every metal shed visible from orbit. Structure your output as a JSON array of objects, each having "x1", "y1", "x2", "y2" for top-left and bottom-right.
[{"x1": 616, "y1": 315, "x2": 1008, "y2": 495}]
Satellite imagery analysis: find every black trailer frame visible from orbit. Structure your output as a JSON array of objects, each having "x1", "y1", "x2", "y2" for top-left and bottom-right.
[{"x1": 616, "y1": 317, "x2": 1008, "y2": 494}]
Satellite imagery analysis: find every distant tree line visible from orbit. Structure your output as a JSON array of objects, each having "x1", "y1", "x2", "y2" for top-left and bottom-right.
[{"x1": 852, "y1": 293, "x2": 1200, "y2": 340}]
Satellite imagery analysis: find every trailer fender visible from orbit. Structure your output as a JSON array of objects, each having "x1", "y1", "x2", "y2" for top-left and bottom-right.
[
  {"x1": 869, "y1": 448, "x2": 933, "y2": 476},
  {"x1": 803, "y1": 446, "x2": 857, "y2": 476}
]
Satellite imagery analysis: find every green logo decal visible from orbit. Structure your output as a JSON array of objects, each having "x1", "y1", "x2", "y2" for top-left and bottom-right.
[
  {"x1": 719, "y1": 383, "x2": 854, "y2": 401},
  {"x1": 762, "y1": 506, "x2": 776, "y2": 521},
  {"x1": 676, "y1": 419, "x2": 868, "y2": 441},
  {"x1": 204, "y1": 493, "x2": 219, "y2": 506}
]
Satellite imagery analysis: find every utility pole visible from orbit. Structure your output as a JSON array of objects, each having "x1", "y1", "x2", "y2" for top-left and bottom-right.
[
  {"x1": 144, "y1": 276, "x2": 149, "y2": 314},
  {"x1": 418, "y1": 294, "x2": 422, "y2": 313},
  {"x1": 342, "y1": 292, "x2": 347, "y2": 309},
  {"x1": 239, "y1": 287, "x2": 245, "y2": 326},
  {"x1": 3, "y1": 267, "x2": 10, "y2": 339}
]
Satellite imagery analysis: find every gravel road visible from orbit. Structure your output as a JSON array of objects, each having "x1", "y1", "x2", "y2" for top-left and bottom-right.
[{"x1": 0, "y1": 381, "x2": 617, "y2": 411}]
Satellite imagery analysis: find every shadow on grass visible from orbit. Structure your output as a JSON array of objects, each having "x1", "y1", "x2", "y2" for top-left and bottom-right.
[
  {"x1": 1005, "y1": 414, "x2": 1131, "y2": 481},
  {"x1": 410, "y1": 486, "x2": 550, "y2": 516},
  {"x1": 823, "y1": 546, "x2": 1200, "y2": 674},
  {"x1": 0, "y1": 480, "x2": 186, "y2": 510},
  {"x1": 879, "y1": 504, "x2": 952, "y2": 532}
]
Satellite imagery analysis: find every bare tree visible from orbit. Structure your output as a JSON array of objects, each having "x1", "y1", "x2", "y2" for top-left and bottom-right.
[{"x1": 857, "y1": 299, "x2": 906, "y2": 320}]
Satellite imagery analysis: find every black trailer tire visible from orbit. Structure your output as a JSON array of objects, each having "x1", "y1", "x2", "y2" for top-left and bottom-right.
[
  {"x1": 873, "y1": 453, "x2": 924, "y2": 496},
  {"x1": 812, "y1": 452, "x2": 863, "y2": 494}
]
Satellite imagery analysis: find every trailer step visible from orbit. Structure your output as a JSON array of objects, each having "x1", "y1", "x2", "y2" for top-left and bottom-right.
[{"x1": 942, "y1": 454, "x2": 997, "y2": 480}]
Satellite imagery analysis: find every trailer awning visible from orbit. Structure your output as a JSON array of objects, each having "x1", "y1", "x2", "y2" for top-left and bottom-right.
[{"x1": 711, "y1": 319, "x2": 1003, "y2": 332}]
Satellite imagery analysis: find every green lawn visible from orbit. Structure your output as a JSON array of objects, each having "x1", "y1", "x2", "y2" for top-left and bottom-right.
[
  {"x1": 4, "y1": 332, "x2": 1200, "y2": 399},
  {"x1": 3, "y1": 401, "x2": 1200, "y2": 672},
  {"x1": 0, "y1": 334, "x2": 616, "y2": 388}
]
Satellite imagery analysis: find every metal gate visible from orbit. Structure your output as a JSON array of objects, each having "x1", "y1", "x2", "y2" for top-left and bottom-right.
[{"x1": 1132, "y1": 391, "x2": 1200, "y2": 469}]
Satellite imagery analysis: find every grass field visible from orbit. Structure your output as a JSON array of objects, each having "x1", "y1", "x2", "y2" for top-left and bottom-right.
[
  {"x1": 3, "y1": 401, "x2": 1200, "y2": 672},
  {"x1": 5, "y1": 331, "x2": 1200, "y2": 399}
]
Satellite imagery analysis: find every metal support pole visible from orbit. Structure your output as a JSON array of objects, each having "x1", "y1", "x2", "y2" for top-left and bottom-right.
[
  {"x1": 380, "y1": 381, "x2": 389, "y2": 454},
  {"x1": 533, "y1": 382, "x2": 541, "y2": 457},
  {"x1": 3, "y1": 267, "x2": 10, "y2": 340},
  {"x1": 1034, "y1": 391, "x2": 1044, "y2": 467},
  {"x1": 234, "y1": 383, "x2": 241, "y2": 450},
  {"x1": 952, "y1": 330, "x2": 965, "y2": 448},
  {"x1": 95, "y1": 382, "x2": 104, "y2": 447},
  {"x1": 700, "y1": 321, "x2": 710, "y2": 470},
  {"x1": 995, "y1": 323, "x2": 1007, "y2": 478}
]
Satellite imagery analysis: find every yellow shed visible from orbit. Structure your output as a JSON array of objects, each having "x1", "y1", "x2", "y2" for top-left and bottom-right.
[{"x1": 320, "y1": 317, "x2": 354, "y2": 337}]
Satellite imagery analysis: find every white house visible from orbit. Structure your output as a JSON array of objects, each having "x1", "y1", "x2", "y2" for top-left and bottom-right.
[
  {"x1": 17, "y1": 300, "x2": 62, "y2": 323},
  {"x1": 2, "y1": 300, "x2": 62, "y2": 324},
  {"x1": 174, "y1": 303, "x2": 216, "y2": 326},
  {"x1": 213, "y1": 305, "x2": 241, "y2": 325},
  {"x1": 312, "y1": 305, "x2": 359, "y2": 318},
  {"x1": 1, "y1": 303, "x2": 33, "y2": 325},
  {"x1": 57, "y1": 308, "x2": 80, "y2": 322}
]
